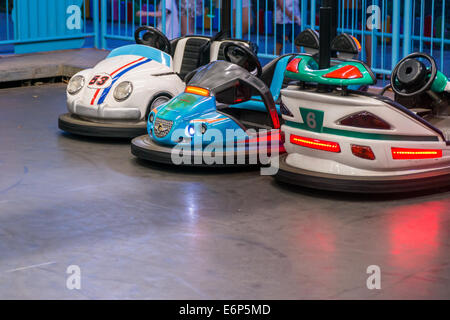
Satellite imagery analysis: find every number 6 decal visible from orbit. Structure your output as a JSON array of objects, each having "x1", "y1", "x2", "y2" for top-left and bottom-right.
[
  {"x1": 300, "y1": 107, "x2": 324, "y2": 133},
  {"x1": 306, "y1": 112, "x2": 317, "y2": 129}
]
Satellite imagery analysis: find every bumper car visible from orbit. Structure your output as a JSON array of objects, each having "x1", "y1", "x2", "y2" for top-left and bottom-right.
[
  {"x1": 274, "y1": 51, "x2": 450, "y2": 193},
  {"x1": 131, "y1": 43, "x2": 290, "y2": 166},
  {"x1": 59, "y1": 26, "x2": 255, "y2": 138}
]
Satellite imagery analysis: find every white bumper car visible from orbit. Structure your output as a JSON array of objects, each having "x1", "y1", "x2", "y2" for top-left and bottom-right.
[
  {"x1": 275, "y1": 52, "x2": 450, "y2": 193},
  {"x1": 59, "y1": 26, "x2": 254, "y2": 138}
]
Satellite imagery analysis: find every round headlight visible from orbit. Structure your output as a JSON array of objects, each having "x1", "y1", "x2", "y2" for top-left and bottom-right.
[
  {"x1": 187, "y1": 124, "x2": 195, "y2": 136},
  {"x1": 67, "y1": 75, "x2": 85, "y2": 95},
  {"x1": 186, "y1": 123, "x2": 207, "y2": 136},
  {"x1": 114, "y1": 81, "x2": 133, "y2": 101}
]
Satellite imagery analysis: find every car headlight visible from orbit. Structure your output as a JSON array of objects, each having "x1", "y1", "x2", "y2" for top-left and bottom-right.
[
  {"x1": 114, "y1": 81, "x2": 133, "y2": 101},
  {"x1": 67, "y1": 75, "x2": 85, "y2": 95},
  {"x1": 186, "y1": 123, "x2": 207, "y2": 136},
  {"x1": 187, "y1": 124, "x2": 195, "y2": 136}
]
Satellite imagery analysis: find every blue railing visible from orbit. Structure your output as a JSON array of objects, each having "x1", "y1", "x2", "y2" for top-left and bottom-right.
[
  {"x1": 335, "y1": 0, "x2": 450, "y2": 76},
  {"x1": 0, "y1": 0, "x2": 96, "y2": 54},
  {"x1": 1, "y1": 0, "x2": 449, "y2": 78},
  {"x1": 0, "y1": 0, "x2": 16, "y2": 53},
  {"x1": 99, "y1": 0, "x2": 450, "y2": 76}
]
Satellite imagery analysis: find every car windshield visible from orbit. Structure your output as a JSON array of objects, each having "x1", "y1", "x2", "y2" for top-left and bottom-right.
[
  {"x1": 107, "y1": 44, "x2": 171, "y2": 68},
  {"x1": 189, "y1": 61, "x2": 248, "y2": 92}
]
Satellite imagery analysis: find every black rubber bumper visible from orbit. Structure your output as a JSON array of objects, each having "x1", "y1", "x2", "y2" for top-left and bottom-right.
[
  {"x1": 274, "y1": 154, "x2": 450, "y2": 193},
  {"x1": 131, "y1": 135, "x2": 268, "y2": 167},
  {"x1": 58, "y1": 113, "x2": 147, "y2": 138}
]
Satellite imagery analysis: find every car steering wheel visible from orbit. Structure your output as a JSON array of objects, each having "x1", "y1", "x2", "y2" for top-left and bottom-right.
[
  {"x1": 134, "y1": 26, "x2": 171, "y2": 55},
  {"x1": 391, "y1": 52, "x2": 437, "y2": 97},
  {"x1": 223, "y1": 42, "x2": 262, "y2": 78}
]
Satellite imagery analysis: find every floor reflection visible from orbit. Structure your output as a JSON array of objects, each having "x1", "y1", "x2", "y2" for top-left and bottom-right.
[{"x1": 389, "y1": 202, "x2": 443, "y2": 269}]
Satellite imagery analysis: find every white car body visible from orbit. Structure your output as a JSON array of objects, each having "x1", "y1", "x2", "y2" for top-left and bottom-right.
[
  {"x1": 67, "y1": 45, "x2": 185, "y2": 123},
  {"x1": 66, "y1": 38, "x2": 253, "y2": 123},
  {"x1": 280, "y1": 86, "x2": 450, "y2": 178},
  {"x1": 60, "y1": 37, "x2": 257, "y2": 138}
]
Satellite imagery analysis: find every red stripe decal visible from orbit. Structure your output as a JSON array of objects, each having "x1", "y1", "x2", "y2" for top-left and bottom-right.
[
  {"x1": 110, "y1": 56, "x2": 146, "y2": 77},
  {"x1": 90, "y1": 57, "x2": 146, "y2": 106},
  {"x1": 90, "y1": 89, "x2": 101, "y2": 105}
]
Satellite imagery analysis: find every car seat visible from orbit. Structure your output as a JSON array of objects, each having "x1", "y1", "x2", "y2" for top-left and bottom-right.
[
  {"x1": 331, "y1": 33, "x2": 361, "y2": 60},
  {"x1": 170, "y1": 36, "x2": 212, "y2": 80},
  {"x1": 294, "y1": 28, "x2": 320, "y2": 57},
  {"x1": 209, "y1": 39, "x2": 257, "y2": 61}
]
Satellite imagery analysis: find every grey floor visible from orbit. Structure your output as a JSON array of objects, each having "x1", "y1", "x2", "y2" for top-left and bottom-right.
[{"x1": 0, "y1": 84, "x2": 449, "y2": 300}]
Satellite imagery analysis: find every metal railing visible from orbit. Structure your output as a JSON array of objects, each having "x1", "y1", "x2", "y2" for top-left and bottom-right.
[
  {"x1": 0, "y1": 0, "x2": 96, "y2": 54},
  {"x1": 99, "y1": 0, "x2": 450, "y2": 76},
  {"x1": 336, "y1": 0, "x2": 449, "y2": 76},
  {"x1": 0, "y1": 0, "x2": 16, "y2": 52},
  {"x1": 1, "y1": 0, "x2": 449, "y2": 77}
]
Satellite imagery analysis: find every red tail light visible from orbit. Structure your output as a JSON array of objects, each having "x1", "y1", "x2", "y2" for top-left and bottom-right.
[
  {"x1": 351, "y1": 144, "x2": 376, "y2": 160},
  {"x1": 286, "y1": 58, "x2": 302, "y2": 73},
  {"x1": 290, "y1": 135, "x2": 341, "y2": 153},
  {"x1": 392, "y1": 147, "x2": 442, "y2": 160},
  {"x1": 338, "y1": 111, "x2": 391, "y2": 130},
  {"x1": 185, "y1": 86, "x2": 210, "y2": 96}
]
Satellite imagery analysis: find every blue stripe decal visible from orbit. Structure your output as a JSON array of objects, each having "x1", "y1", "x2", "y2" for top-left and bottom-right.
[{"x1": 97, "y1": 58, "x2": 152, "y2": 105}]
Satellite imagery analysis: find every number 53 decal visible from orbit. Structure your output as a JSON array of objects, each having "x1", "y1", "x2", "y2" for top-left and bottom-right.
[{"x1": 88, "y1": 73, "x2": 112, "y2": 89}]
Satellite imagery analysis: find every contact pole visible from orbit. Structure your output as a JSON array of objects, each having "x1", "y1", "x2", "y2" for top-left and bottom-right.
[{"x1": 221, "y1": 0, "x2": 231, "y2": 37}]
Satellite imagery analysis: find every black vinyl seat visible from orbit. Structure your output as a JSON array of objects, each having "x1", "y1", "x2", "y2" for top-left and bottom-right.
[
  {"x1": 213, "y1": 39, "x2": 257, "y2": 61},
  {"x1": 170, "y1": 36, "x2": 256, "y2": 81},
  {"x1": 294, "y1": 28, "x2": 320, "y2": 55},
  {"x1": 331, "y1": 33, "x2": 361, "y2": 59},
  {"x1": 171, "y1": 36, "x2": 211, "y2": 80}
]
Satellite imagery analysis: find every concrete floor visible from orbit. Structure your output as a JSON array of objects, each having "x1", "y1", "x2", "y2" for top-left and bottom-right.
[{"x1": 0, "y1": 83, "x2": 449, "y2": 300}]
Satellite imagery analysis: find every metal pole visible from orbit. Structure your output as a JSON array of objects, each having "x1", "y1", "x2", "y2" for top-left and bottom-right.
[
  {"x1": 319, "y1": 7, "x2": 332, "y2": 69},
  {"x1": 161, "y1": 0, "x2": 166, "y2": 34},
  {"x1": 403, "y1": 0, "x2": 412, "y2": 57},
  {"x1": 301, "y1": 0, "x2": 307, "y2": 31},
  {"x1": 93, "y1": 0, "x2": 100, "y2": 48},
  {"x1": 100, "y1": 0, "x2": 107, "y2": 49},
  {"x1": 392, "y1": 0, "x2": 400, "y2": 68},
  {"x1": 323, "y1": 0, "x2": 338, "y2": 40},
  {"x1": 235, "y1": 0, "x2": 242, "y2": 38},
  {"x1": 371, "y1": 0, "x2": 379, "y2": 68},
  {"x1": 221, "y1": 0, "x2": 231, "y2": 37}
]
